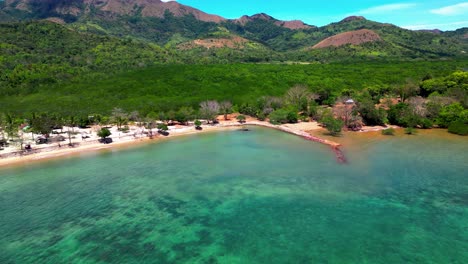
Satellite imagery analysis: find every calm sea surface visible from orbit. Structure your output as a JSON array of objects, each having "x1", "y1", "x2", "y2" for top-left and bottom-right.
[{"x1": 0, "y1": 127, "x2": 467, "y2": 263}]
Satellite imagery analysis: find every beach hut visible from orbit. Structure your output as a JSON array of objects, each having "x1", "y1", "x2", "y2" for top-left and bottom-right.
[{"x1": 345, "y1": 99, "x2": 355, "y2": 104}]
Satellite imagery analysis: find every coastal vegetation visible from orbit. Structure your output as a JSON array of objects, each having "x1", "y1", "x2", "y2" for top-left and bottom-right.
[
  {"x1": 97, "y1": 128, "x2": 112, "y2": 143},
  {"x1": 0, "y1": 68, "x2": 466, "y2": 145},
  {"x1": 382, "y1": 128, "x2": 396, "y2": 136}
]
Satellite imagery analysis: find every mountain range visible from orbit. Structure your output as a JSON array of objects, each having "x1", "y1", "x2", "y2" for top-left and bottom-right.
[{"x1": 1, "y1": 0, "x2": 467, "y2": 61}]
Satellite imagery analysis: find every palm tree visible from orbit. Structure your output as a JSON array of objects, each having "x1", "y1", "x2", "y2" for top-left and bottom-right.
[
  {"x1": 66, "y1": 115, "x2": 78, "y2": 146},
  {"x1": 111, "y1": 108, "x2": 129, "y2": 130},
  {"x1": 219, "y1": 101, "x2": 232, "y2": 120}
]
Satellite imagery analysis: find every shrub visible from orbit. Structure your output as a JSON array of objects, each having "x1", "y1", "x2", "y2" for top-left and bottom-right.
[
  {"x1": 322, "y1": 116, "x2": 344, "y2": 136},
  {"x1": 238, "y1": 103, "x2": 258, "y2": 117},
  {"x1": 387, "y1": 103, "x2": 410, "y2": 126},
  {"x1": 194, "y1": 120, "x2": 202, "y2": 130},
  {"x1": 286, "y1": 110, "x2": 298, "y2": 123},
  {"x1": 448, "y1": 121, "x2": 468, "y2": 136},
  {"x1": 382, "y1": 128, "x2": 395, "y2": 135},
  {"x1": 419, "y1": 118, "x2": 433, "y2": 129},
  {"x1": 97, "y1": 128, "x2": 111, "y2": 139},
  {"x1": 236, "y1": 115, "x2": 246, "y2": 123},
  {"x1": 118, "y1": 125, "x2": 130, "y2": 133},
  {"x1": 357, "y1": 99, "x2": 387, "y2": 126},
  {"x1": 269, "y1": 107, "x2": 298, "y2": 124},
  {"x1": 157, "y1": 123, "x2": 168, "y2": 131},
  {"x1": 404, "y1": 127, "x2": 417, "y2": 135},
  {"x1": 157, "y1": 123, "x2": 169, "y2": 136},
  {"x1": 256, "y1": 112, "x2": 266, "y2": 121},
  {"x1": 437, "y1": 103, "x2": 465, "y2": 128}
]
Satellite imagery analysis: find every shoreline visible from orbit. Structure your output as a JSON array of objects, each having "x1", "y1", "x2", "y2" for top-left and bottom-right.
[
  {"x1": 0, "y1": 125, "x2": 240, "y2": 169},
  {"x1": 0, "y1": 119, "x2": 400, "y2": 168}
]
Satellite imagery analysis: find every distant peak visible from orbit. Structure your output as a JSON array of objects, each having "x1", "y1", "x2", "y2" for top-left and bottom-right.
[
  {"x1": 234, "y1": 13, "x2": 313, "y2": 29},
  {"x1": 276, "y1": 20, "x2": 314, "y2": 30},
  {"x1": 340, "y1": 16, "x2": 366, "y2": 23},
  {"x1": 312, "y1": 29, "x2": 382, "y2": 49},
  {"x1": 417, "y1": 29, "x2": 443, "y2": 34},
  {"x1": 249, "y1": 13, "x2": 274, "y2": 20}
]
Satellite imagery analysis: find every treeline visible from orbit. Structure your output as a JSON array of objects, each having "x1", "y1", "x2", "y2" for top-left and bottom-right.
[{"x1": 1, "y1": 71, "x2": 466, "y2": 138}]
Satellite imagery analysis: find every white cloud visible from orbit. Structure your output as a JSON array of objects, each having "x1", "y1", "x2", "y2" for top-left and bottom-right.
[
  {"x1": 430, "y1": 2, "x2": 468, "y2": 16},
  {"x1": 357, "y1": 3, "x2": 417, "y2": 14},
  {"x1": 402, "y1": 21, "x2": 468, "y2": 30}
]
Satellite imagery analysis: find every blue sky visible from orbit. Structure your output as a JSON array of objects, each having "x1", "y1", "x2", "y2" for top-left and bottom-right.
[{"x1": 173, "y1": 0, "x2": 468, "y2": 30}]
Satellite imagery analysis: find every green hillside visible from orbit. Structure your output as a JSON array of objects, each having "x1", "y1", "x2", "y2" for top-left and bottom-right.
[
  {"x1": 1, "y1": 0, "x2": 467, "y2": 61},
  {"x1": 0, "y1": 21, "x2": 178, "y2": 97}
]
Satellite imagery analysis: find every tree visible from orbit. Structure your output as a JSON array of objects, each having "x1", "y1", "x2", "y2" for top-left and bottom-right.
[
  {"x1": 0, "y1": 113, "x2": 5, "y2": 140},
  {"x1": 388, "y1": 103, "x2": 419, "y2": 127},
  {"x1": 145, "y1": 112, "x2": 158, "y2": 138},
  {"x1": 425, "y1": 95, "x2": 455, "y2": 119},
  {"x1": 4, "y1": 114, "x2": 20, "y2": 141},
  {"x1": 98, "y1": 127, "x2": 111, "y2": 139},
  {"x1": 157, "y1": 123, "x2": 169, "y2": 135},
  {"x1": 64, "y1": 115, "x2": 78, "y2": 146},
  {"x1": 394, "y1": 79, "x2": 419, "y2": 102},
  {"x1": 158, "y1": 112, "x2": 168, "y2": 123},
  {"x1": 175, "y1": 107, "x2": 195, "y2": 125},
  {"x1": 219, "y1": 101, "x2": 232, "y2": 120},
  {"x1": 437, "y1": 103, "x2": 465, "y2": 128},
  {"x1": 357, "y1": 99, "x2": 387, "y2": 126},
  {"x1": 333, "y1": 101, "x2": 357, "y2": 128},
  {"x1": 194, "y1": 120, "x2": 202, "y2": 130},
  {"x1": 320, "y1": 110, "x2": 343, "y2": 136},
  {"x1": 269, "y1": 107, "x2": 298, "y2": 124},
  {"x1": 129, "y1": 111, "x2": 140, "y2": 122},
  {"x1": 322, "y1": 116, "x2": 344, "y2": 136},
  {"x1": 144, "y1": 119, "x2": 156, "y2": 138},
  {"x1": 307, "y1": 101, "x2": 319, "y2": 119},
  {"x1": 30, "y1": 113, "x2": 54, "y2": 138},
  {"x1": 199, "y1": 100, "x2": 220, "y2": 123},
  {"x1": 111, "y1": 107, "x2": 128, "y2": 129},
  {"x1": 448, "y1": 120, "x2": 468, "y2": 136},
  {"x1": 236, "y1": 115, "x2": 246, "y2": 123},
  {"x1": 238, "y1": 103, "x2": 258, "y2": 117},
  {"x1": 97, "y1": 128, "x2": 112, "y2": 143},
  {"x1": 285, "y1": 85, "x2": 315, "y2": 112}
]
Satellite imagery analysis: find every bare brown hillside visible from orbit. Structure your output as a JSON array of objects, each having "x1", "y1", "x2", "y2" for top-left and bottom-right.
[
  {"x1": 312, "y1": 29, "x2": 382, "y2": 49},
  {"x1": 275, "y1": 20, "x2": 312, "y2": 30},
  {"x1": 4, "y1": 0, "x2": 225, "y2": 22}
]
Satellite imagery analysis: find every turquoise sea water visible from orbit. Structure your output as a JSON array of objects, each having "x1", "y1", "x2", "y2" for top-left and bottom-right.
[{"x1": 0, "y1": 127, "x2": 467, "y2": 263}]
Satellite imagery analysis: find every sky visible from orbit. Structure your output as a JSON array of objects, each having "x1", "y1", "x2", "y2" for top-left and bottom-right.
[{"x1": 171, "y1": 0, "x2": 468, "y2": 30}]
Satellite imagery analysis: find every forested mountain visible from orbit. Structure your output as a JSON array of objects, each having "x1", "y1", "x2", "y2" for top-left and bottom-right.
[{"x1": 0, "y1": 0, "x2": 467, "y2": 61}]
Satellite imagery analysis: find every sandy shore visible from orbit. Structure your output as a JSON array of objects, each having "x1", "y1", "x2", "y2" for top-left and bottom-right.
[
  {"x1": 0, "y1": 116, "x2": 365, "y2": 168},
  {"x1": 0, "y1": 124, "x2": 240, "y2": 168}
]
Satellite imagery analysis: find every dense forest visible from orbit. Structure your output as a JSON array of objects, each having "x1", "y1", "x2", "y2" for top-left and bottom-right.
[
  {"x1": 1, "y1": 60, "x2": 466, "y2": 114},
  {"x1": 1, "y1": 61, "x2": 467, "y2": 135}
]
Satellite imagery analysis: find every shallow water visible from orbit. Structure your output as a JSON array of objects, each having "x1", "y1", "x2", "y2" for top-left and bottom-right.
[{"x1": 0, "y1": 127, "x2": 467, "y2": 263}]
